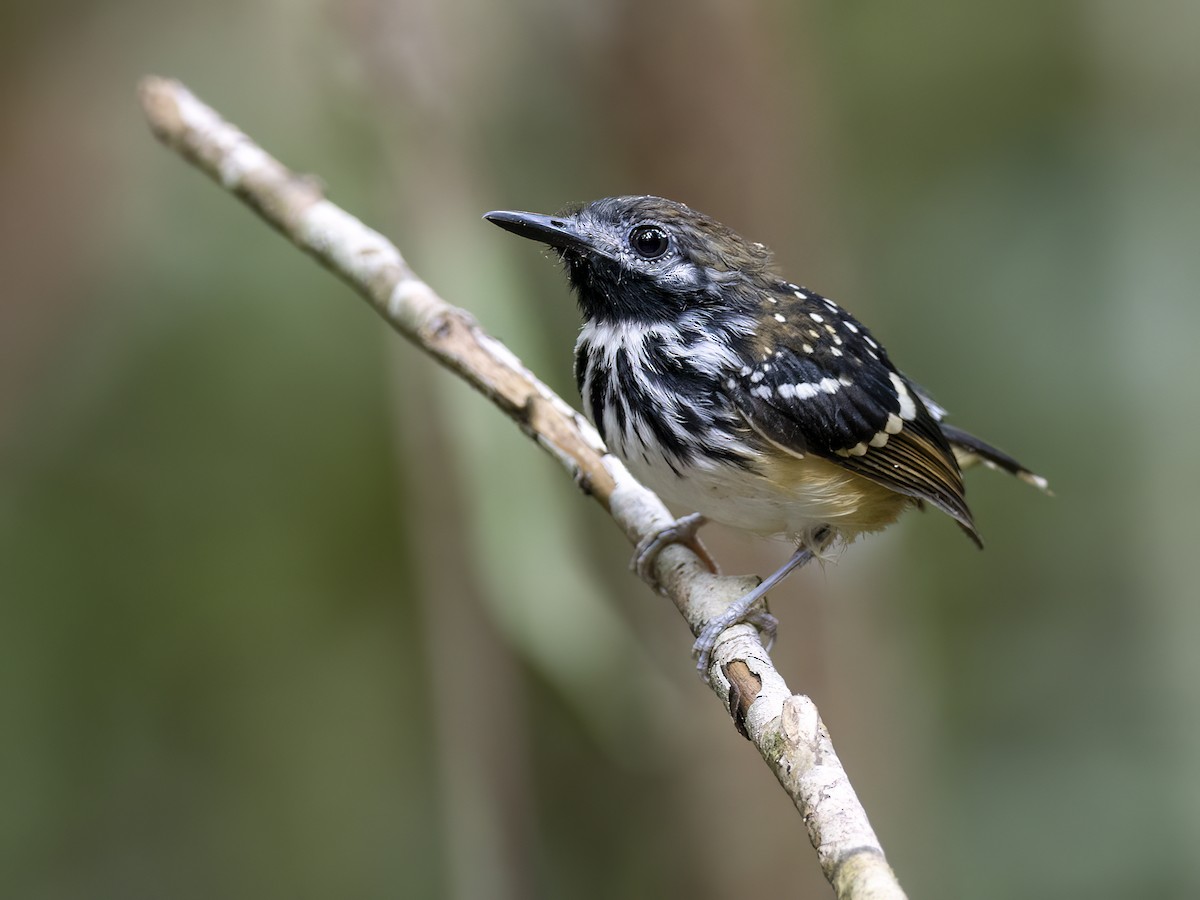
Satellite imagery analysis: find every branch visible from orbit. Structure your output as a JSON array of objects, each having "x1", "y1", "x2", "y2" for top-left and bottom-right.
[{"x1": 138, "y1": 76, "x2": 908, "y2": 900}]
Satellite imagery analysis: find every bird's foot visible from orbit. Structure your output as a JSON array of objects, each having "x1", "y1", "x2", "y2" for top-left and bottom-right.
[
  {"x1": 632, "y1": 513, "x2": 717, "y2": 584},
  {"x1": 693, "y1": 597, "x2": 777, "y2": 678},
  {"x1": 693, "y1": 545, "x2": 815, "y2": 679}
]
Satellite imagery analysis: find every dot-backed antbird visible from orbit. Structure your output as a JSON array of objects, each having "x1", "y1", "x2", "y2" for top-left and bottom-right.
[{"x1": 486, "y1": 196, "x2": 1048, "y2": 675}]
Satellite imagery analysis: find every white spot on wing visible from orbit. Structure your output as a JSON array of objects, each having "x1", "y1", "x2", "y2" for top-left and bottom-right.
[
  {"x1": 890, "y1": 372, "x2": 918, "y2": 420},
  {"x1": 790, "y1": 380, "x2": 838, "y2": 400}
]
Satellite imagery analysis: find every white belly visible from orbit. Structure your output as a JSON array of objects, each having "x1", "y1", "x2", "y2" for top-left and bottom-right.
[
  {"x1": 622, "y1": 448, "x2": 814, "y2": 537},
  {"x1": 619, "y1": 439, "x2": 909, "y2": 543}
]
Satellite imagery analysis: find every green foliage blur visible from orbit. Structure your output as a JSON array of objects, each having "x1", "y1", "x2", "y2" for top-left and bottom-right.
[{"x1": 2, "y1": 2, "x2": 1198, "y2": 897}]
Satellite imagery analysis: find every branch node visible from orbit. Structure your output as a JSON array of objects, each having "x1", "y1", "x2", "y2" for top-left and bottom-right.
[{"x1": 573, "y1": 468, "x2": 595, "y2": 497}]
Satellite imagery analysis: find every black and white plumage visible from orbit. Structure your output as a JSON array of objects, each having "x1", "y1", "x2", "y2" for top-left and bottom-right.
[{"x1": 486, "y1": 196, "x2": 1047, "y2": 672}]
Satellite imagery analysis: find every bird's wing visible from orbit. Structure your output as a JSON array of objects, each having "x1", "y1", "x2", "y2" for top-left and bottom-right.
[{"x1": 724, "y1": 333, "x2": 978, "y2": 544}]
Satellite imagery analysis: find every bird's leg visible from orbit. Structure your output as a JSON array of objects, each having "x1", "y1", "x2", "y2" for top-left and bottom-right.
[
  {"x1": 632, "y1": 513, "x2": 717, "y2": 583},
  {"x1": 693, "y1": 545, "x2": 815, "y2": 677}
]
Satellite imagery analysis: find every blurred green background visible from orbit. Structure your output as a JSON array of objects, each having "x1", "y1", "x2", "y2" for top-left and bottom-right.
[{"x1": 3, "y1": 1, "x2": 1199, "y2": 897}]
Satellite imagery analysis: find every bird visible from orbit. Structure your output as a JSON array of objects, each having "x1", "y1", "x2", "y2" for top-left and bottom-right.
[{"x1": 485, "y1": 196, "x2": 1048, "y2": 675}]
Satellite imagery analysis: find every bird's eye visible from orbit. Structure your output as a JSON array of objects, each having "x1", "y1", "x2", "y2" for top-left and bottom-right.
[{"x1": 629, "y1": 224, "x2": 670, "y2": 260}]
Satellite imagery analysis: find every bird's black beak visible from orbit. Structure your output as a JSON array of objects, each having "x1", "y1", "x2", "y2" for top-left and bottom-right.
[{"x1": 484, "y1": 210, "x2": 590, "y2": 254}]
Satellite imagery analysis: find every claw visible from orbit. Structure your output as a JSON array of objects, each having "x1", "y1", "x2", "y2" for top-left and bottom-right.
[
  {"x1": 693, "y1": 546, "x2": 814, "y2": 679},
  {"x1": 744, "y1": 610, "x2": 778, "y2": 653},
  {"x1": 632, "y1": 513, "x2": 717, "y2": 584},
  {"x1": 693, "y1": 606, "x2": 780, "y2": 676}
]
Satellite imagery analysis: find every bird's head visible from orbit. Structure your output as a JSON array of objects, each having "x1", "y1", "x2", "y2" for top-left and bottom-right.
[{"x1": 485, "y1": 196, "x2": 774, "y2": 325}]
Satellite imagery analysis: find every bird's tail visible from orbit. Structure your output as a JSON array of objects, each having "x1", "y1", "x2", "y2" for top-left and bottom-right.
[{"x1": 940, "y1": 424, "x2": 1051, "y2": 494}]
